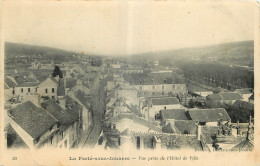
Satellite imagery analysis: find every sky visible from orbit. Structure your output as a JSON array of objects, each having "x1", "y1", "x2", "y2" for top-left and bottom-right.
[{"x1": 1, "y1": 1, "x2": 256, "y2": 56}]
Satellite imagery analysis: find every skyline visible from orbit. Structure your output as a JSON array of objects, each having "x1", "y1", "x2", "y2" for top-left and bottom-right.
[{"x1": 2, "y1": 1, "x2": 256, "y2": 56}]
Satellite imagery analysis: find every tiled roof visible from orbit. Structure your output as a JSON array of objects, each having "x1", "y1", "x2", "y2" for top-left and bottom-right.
[
  {"x1": 162, "y1": 123, "x2": 181, "y2": 134},
  {"x1": 207, "y1": 94, "x2": 222, "y2": 100},
  {"x1": 161, "y1": 109, "x2": 188, "y2": 120},
  {"x1": 5, "y1": 77, "x2": 18, "y2": 88},
  {"x1": 188, "y1": 108, "x2": 231, "y2": 122},
  {"x1": 232, "y1": 100, "x2": 254, "y2": 111},
  {"x1": 9, "y1": 101, "x2": 58, "y2": 139},
  {"x1": 42, "y1": 99, "x2": 80, "y2": 126},
  {"x1": 6, "y1": 124, "x2": 28, "y2": 149},
  {"x1": 220, "y1": 92, "x2": 243, "y2": 100},
  {"x1": 17, "y1": 82, "x2": 40, "y2": 87},
  {"x1": 230, "y1": 139, "x2": 254, "y2": 151},
  {"x1": 151, "y1": 97, "x2": 180, "y2": 105},
  {"x1": 75, "y1": 90, "x2": 91, "y2": 109},
  {"x1": 65, "y1": 78, "x2": 77, "y2": 89},
  {"x1": 174, "y1": 120, "x2": 197, "y2": 134}
]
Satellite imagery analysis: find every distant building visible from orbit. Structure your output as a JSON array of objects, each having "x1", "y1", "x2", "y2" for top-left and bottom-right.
[
  {"x1": 143, "y1": 97, "x2": 181, "y2": 121},
  {"x1": 206, "y1": 92, "x2": 243, "y2": 108},
  {"x1": 234, "y1": 88, "x2": 253, "y2": 102}
]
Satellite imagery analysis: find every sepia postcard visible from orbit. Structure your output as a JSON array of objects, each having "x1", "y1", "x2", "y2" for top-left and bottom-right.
[{"x1": 0, "y1": 0, "x2": 259, "y2": 165}]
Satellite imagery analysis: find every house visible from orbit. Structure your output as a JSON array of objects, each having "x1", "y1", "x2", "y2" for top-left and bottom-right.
[
  {"x1": 144, "y1": 97, "x2": 181, "y2": 121},
  {"x1": 187, "y1": 108, "x2": 231, "y2": 126},
  {"x1": 206, "y1": 92, "x2": 243, "y2": 108},
  {"x1": 6, "y1": 101, "x2": 58, "y2": 149},
  {"x1": 160, "y1": 109, "x2": 188, "y2": 126},
  {"x1": 41, "y1": 98, "x2": 82, "y2": 149},
  {"x1": 234, "y1": 88, "x2": 253, "y2": 101},
  {"x1": 7, "y1": 76, "x2": 59, "y2": 101}
]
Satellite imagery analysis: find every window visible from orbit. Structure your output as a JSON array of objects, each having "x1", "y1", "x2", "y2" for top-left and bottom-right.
[
  {"x1": 28, "y1": 88, "x2": 30, "y2": 93},
  {"x1": 113, "y1": 124, "x2": 116, "y2": 129},
  {"x1": 162, "y1": 85, "x2": 164, "y2": 90},
  {"x1": 12, "y1": 90, "x2": 15, "y2": 95},
  {"x1": 45, "y1": 89, "x2": 48, "y2": 93},
  {"x1": 21, "y1": 88, "x2": 23, "y2": 93},
  {"x1": 35, "y1": 88, "x2": 38, "y2": 92},
  {"x1": 61, "y1": 131, "x2": 64, "y2": 138},
  {"x1": 52, "y1": 88, "x2": 55, "y2": 93},
  {"x1": 136, "y1": 137, "x2": 140, "y2": 149}
]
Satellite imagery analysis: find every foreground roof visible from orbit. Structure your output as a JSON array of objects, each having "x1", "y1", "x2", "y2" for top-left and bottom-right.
[{"x1": 9, "y1": 101, "x2": 58, "y2": 139}]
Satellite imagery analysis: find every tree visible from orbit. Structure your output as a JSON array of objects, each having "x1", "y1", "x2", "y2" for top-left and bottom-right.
[{"x1": 52, "y1": 65, "x2": 63, "y2": 78}]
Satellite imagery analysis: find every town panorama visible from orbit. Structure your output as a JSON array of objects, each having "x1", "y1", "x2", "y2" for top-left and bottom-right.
[{"x1": 4, "y1": 41, "x2": 254, "y2": 151}]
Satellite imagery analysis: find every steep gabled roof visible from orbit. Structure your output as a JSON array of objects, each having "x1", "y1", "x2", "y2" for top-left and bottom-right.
[
  {"x1": 9, "y1": 101, "x2": 58, "y2": 139},
  {"x1": 188, "y1": 108, "x2": 231, "y2": 122}
]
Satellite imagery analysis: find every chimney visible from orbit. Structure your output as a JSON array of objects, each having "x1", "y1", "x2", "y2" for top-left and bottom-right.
[{"x1": 196, "y1": 124, "x2": 201, "y2": 140}]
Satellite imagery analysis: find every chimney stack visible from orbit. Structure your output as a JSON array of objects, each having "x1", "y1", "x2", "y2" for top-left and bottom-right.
[{"x1": 196, "y1": 124, "x2": 201, "y2": 140}]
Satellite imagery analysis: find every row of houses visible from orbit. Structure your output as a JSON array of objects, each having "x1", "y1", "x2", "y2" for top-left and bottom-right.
[
  {"x1": 4, "y1": 61, "x2": 93, "y2": 149},
  {"x1": 95, "y1": 68, "x2": 254, "y2": 151}
]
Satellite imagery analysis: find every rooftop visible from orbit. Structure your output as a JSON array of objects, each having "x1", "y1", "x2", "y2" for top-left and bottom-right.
[
  {"x1": 188, "y1": 108, "x2": 231, "y2": 122},
  {"x1": 151, "y1": 97, "x2": 180, "y2": 105},
  {"x1": 9, "y1": 101, "x2": 58, "y2": 139},
  {"x1": 42, "y1": 99, "x2": 81, "y2": 126},
  {"x1": 160, "y1": 109, "x2": 188, "y2": 120}
]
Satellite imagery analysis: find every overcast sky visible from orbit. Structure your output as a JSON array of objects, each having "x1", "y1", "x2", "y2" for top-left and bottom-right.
[{"x1": 2, "y1": 1, "x2": 256, "y2": 56}]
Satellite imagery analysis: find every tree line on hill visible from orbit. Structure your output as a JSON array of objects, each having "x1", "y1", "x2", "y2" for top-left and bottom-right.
[{"x1": 178, "y1": 61, "x2": 254, "y2": 90}]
